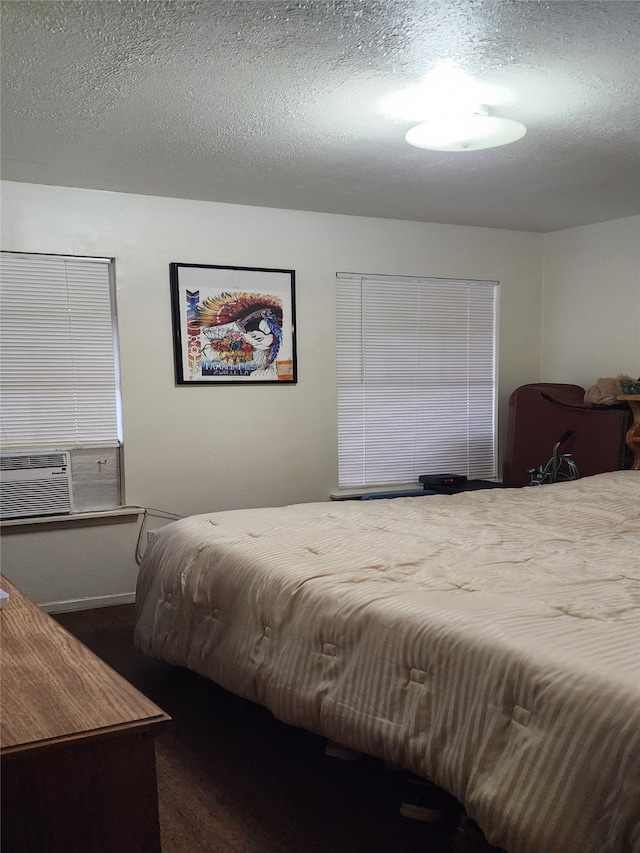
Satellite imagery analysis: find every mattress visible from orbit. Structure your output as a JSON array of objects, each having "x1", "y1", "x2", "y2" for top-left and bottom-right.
[{"x1": 134, "y1": 470, "x2": 640, "y2": 853}]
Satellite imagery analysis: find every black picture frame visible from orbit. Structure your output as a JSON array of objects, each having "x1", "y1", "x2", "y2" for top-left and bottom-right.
[{"x1": 170, "y1": 263, "x2": 297, "y2": 385}]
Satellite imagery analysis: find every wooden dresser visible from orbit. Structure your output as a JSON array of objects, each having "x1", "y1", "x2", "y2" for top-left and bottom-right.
[{"x1": 0, "y1": 576, "x2": 171, "y2": 853}]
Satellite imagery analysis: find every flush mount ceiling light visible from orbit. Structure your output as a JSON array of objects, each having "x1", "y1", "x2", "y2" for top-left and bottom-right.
[{"x1": 405, "y1": 105, "x2": 527, "y2": 152}]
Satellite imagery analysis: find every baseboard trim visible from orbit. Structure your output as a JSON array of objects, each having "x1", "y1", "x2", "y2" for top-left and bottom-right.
[{"x1": 41, "y1": 592, "x2": 136, "y2": 614}]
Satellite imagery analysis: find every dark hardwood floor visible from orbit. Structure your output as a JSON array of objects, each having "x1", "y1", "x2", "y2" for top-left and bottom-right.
[{"x1": 54, "y1": 605, "x2": 495, "y2": 853}]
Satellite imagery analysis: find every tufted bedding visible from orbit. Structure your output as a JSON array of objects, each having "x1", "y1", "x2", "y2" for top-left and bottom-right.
[{"x1": 134, "y1": 470, "x2": 640, "y2": 853}]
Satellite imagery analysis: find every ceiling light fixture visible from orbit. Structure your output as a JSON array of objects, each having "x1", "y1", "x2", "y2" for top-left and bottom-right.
[{"x1": 405, "y1": 105, "x2": 527, "y2": 152}]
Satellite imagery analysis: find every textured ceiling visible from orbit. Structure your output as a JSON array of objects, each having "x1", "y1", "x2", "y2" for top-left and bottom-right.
[{"x1": 1, "y1": 0, "x2": 639, "y2": 232}]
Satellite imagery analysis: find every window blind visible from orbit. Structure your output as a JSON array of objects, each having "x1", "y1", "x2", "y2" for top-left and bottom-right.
[
  {"x1": 336, "y1": 273, "x2": 498, "y2": 488},
  {"x1": 0, "y1": 252, "x2": 120, "y2": 448}
]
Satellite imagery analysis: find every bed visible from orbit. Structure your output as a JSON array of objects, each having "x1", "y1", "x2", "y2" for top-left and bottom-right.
[{"x1": 134, "y1": 470, "x2": 640, "y2": 853}]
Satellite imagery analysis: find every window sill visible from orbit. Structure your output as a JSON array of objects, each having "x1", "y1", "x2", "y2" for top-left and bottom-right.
[
  {"x1": 330, "y1": 484, "x2": 420, "y2": 500},
  {"x1": 0, "y1": 506, "x2": 144, "y2": 532}
]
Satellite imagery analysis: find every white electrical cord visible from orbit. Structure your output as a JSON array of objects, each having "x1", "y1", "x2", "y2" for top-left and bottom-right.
[{"x1": 134, "y1": 507, "x2": 183, "y2": 565}]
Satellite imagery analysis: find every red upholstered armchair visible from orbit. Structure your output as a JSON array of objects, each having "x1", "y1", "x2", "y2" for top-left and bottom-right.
[{"x1": 502, "y1": 383, "x2": 630, "y2": 487}]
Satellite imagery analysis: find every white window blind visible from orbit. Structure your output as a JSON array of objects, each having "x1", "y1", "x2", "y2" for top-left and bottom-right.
[
  {"x1": 336, "y1": 273, "x2": 498, "y2": 488},
  {"x1": 0, "y1": 252, "x2": 121, "y2": 448}
]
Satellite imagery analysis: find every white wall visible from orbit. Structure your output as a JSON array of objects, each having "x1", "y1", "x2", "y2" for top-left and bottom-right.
[
  {"x1": 541, "y1": 216, "x2": 640, "y2": 385},
  {"x1": 1, "y1": 516, "x2": 140, "y2": 609},
  {"x1": 1, "y1": 180, "x2": 545, "y2": 607}
]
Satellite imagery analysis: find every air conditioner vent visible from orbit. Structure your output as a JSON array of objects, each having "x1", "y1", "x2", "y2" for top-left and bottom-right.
[
  {"x1": 0, "y1": 452, "x2": 68, "y2": 471},
  {"x1": 0, "y1": 451, "x2": 73, "y2": 519}
]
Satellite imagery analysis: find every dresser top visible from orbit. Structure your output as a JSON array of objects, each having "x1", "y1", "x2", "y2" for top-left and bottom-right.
[{"x1": 0, "y1": 576, "x2": 170, "y2": 754}]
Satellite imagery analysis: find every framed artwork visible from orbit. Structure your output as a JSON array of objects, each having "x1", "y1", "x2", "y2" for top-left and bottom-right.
[{"x1": 170, "y1": 263, "x2": 297, "y2": 384}]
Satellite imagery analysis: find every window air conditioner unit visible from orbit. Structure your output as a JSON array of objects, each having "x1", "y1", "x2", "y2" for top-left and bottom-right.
[{"x1": 0, "y1": 451, "x2": 73, "y2": 519}]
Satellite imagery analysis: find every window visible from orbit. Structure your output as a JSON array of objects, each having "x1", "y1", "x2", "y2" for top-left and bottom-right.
[
  {"x1": 336, "y1": 272, "x2": 498, "y2": 489},
  {"x1": 0, "y1": 251, "x2": 122, "y2": 511}
]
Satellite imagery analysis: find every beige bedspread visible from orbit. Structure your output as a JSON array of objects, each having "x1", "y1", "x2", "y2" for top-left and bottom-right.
[{"x1": 134, "y1": 471, "x2": 640, "y2": 853}]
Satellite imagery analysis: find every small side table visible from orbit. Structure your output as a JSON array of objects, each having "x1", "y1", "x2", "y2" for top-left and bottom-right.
[{"x1": 617, "y1": 395, "x2": 640, "y2": 470}]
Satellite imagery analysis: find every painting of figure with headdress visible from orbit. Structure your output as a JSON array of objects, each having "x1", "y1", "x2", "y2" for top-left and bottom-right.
[
  {"x1": 170, "y1": 264, "x2": 296, "y2": 384},
  {"x1": 198, "y1": 292, "x2": 284, "y2": 377}
]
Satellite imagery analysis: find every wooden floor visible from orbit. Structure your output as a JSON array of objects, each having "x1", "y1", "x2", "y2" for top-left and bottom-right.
[{"x1": 54, "y1": 605, "x2": 496, "y2": 853}]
